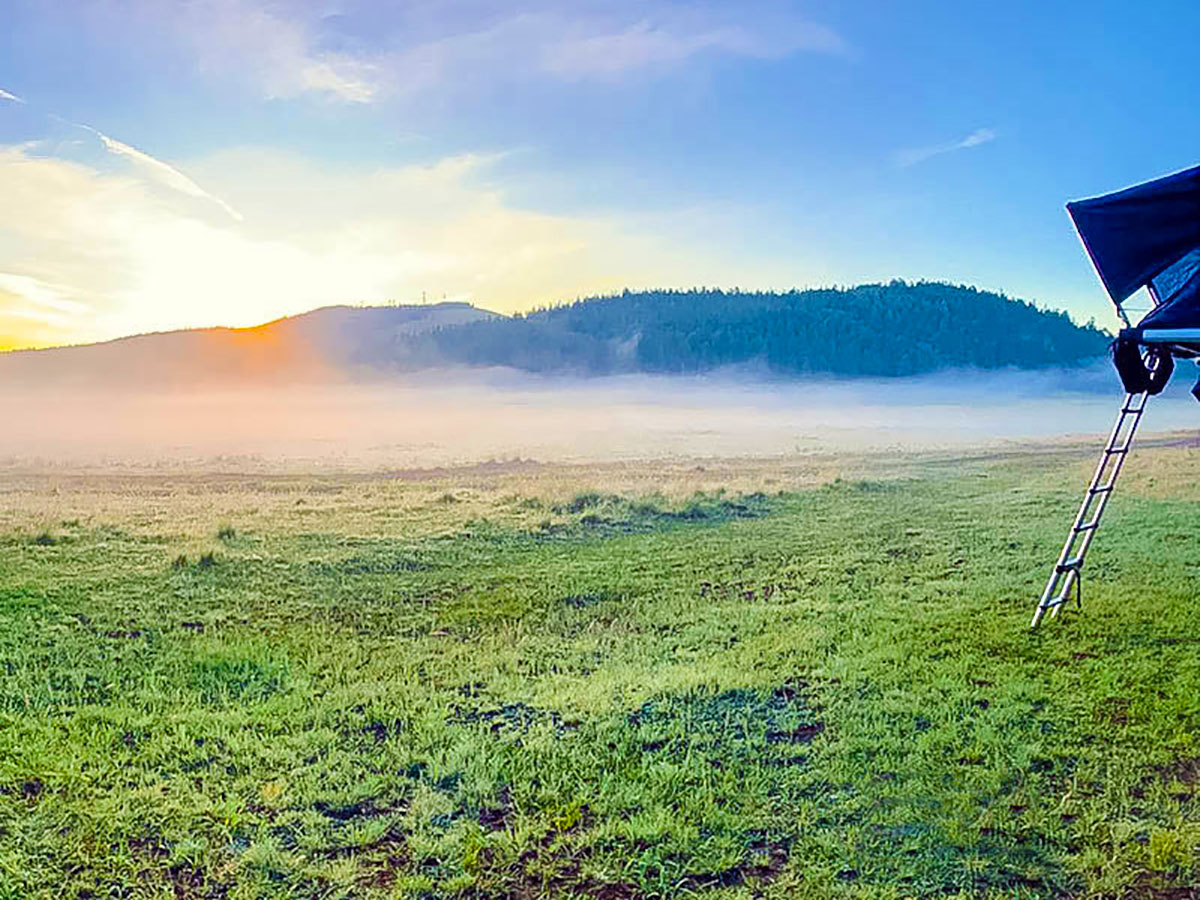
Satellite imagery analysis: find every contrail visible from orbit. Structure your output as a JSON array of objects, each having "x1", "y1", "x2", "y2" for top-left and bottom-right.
[
  {"x1": 77, "y1": 123, "x2": 244, "y2": 222},
  {"x1": 895, "y1": 127, "x2": 997, "y2": 168}
]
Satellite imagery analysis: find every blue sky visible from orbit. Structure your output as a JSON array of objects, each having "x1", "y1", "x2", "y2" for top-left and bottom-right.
[{"x1": 1, "y1": 0, "x2": 1198, "y2": 348}]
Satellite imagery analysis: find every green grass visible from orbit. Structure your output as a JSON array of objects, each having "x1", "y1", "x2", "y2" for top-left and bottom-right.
[{"x1": 2, "y1": 447, "x2": 1200, "y2": 899}]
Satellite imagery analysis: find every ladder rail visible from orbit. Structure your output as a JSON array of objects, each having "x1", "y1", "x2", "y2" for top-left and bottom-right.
[
  {"x1": 1051, "y1": 393, "x2": 1148, "y2": 616},
  {"x1": 1030, "y1": 389, "x2": 1150, "y2": 628},
  {"x1": 1048, "y1": 433, "x2": 1132, "y2": 619}
]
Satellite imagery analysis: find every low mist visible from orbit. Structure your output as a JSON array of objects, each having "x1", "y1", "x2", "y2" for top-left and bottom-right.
[{"x1": 3, "y1": 362, "x2": 1198, "y2": 470}]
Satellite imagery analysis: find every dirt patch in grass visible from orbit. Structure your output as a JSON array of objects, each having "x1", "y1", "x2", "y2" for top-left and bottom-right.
[
  {"x1": 1116, "y1": 877, "x2": 1200, "y2": 900},
  {"x1": 314, "y1": 554, "x2": 433, "y2": 575},
  {"x1": 470, "y1": 805, "x2": 788, "y2": 900},
  {"x1": 865, "y1": 819, "x2": 1067, "y2": 896},
  {"x1": 128, "y1": 836, "x2": 169, "y2": 860},
  {"x1": 575, "y1": 882, "x2": 640, "y2": 900},
  {"x1": 322, "y1": 827, "x2": 408, "y2": 864},
  {"x1": 163, "y1": 863, "x2": 229, "y2": 899},
  {"x1": 104, "y1": 628, "x2": 145, "y2": 639},
  {"x1": 1156, "y1": 757, "x2": 1200, "y2": 786},
  {"x1": 766, "y1": 721, "x2": 825, "y2": 744},
  {"x1": 6, "y1": 777, "x2": 45, "y2": 803},
  {"x1": 560, "y1": 590, "x2": 622, "y2": 609},
  {"x1": 127, "y1": 836, "x2": 229, "y2": 900},
  {"x1": 188, "y1": 653, "x2": 290, "y2": 705},
  {"x1": 676, "y1": 836, "x2": 791, "y2": 892},
  {"x1": 534, "y1": 492, "x2": 774, "y2": 541},
  {"x1": 1096, "y1": 697, "x2": 1132, "y2": 727},
  {"x1": 628, "y1": 680, "x2": 824, "y2": 765},
  {"x1": 478, "y1": 787, "x2": 513, "y2": 831},
  {"x1": 313, "y1": 798, "x2": 404, "y2": 822},
  {"x1": 448, "y1": 700, "x2": 580, "y2": 737}
]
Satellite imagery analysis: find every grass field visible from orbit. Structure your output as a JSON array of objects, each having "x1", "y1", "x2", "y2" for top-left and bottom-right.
[{"x1": 2, "y1": 442, "x2": 1199, "y2": 899}]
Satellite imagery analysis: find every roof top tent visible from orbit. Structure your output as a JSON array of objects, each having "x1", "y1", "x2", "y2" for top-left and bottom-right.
[{"x1": 1031, "y1": 165, "x2": 1200, "y2": 629}]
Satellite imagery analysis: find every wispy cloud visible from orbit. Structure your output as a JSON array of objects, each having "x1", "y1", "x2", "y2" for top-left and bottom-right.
[
  {"x1": 895, "y1": 128, "x2": 997, "y2": 168},
  {"x1": 130, "y1": 0, "x2": 383, "y2": 103},
  {"x1": 0, "y1": 272, "x2": 87, "y2": 317},
  {"x1": 103, "y1": 1, "x2": 845, "y2": 103},
  {"x1": 77, "y1": 124, "x2": 244, "y2": 222},
  {"x1": 0, "y1": 271, "x2": 90, "y2": 350},
  {"x1": 0, "y1": 87, "x2": 25, "y2": 103},
  {"x1": 296, "y1": 59, "x2": 378, "y2": 103},
  {"x1": 375, "y1": 7, "x2": 848, "y2": 97},
  {"x1": 541, "y1": 15, "x2": 846, "y2": 79}
]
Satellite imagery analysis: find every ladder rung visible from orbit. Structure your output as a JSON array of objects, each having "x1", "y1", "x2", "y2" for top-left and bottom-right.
[
  {"x1": 1075, "y1": 521, "x2": 1098, "y2": 533},
  {"x1": 1090, "y1": 485, "x2": 1113, "y2": 495},
  {"x1": 1104, "y1": 446, "x2": 1130, "y2": 455},
  {"x1": 1057, "y1": 557, "x2": 1082, "y2": 573}
]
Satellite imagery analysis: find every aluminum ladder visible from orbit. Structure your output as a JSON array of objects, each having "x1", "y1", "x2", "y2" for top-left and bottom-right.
[{"x1": 1029, "y1": 388, "x2": 1151, "y2": 628}]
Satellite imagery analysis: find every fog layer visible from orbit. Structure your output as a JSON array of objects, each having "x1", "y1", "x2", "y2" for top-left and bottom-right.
[{"x1": 3, "y1": 362, "x2": 1198, "y2": 469}]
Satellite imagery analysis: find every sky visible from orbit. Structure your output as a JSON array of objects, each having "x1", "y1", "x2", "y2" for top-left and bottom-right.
[{"x1": 1, "y1": 0, "x2": 1198, "y2": 350}]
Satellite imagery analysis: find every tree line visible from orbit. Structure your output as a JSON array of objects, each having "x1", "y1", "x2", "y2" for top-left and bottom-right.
[{"x1": 394, "y1": 281, "x2": 1109, "y2": 377}]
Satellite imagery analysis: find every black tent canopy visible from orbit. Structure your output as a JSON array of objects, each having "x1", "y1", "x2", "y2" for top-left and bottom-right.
[{"x1": 1068, "y1": 164, "x2": 1200, "y2": 343}]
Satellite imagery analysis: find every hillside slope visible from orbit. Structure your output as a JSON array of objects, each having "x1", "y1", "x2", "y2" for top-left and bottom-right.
[{"x1": 0, "y1": 302, "x2": 495, "y2": 387}]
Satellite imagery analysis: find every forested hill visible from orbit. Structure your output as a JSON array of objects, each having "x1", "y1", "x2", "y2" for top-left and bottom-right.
[
  {"x1": 416, "y1": 281, "x2": 1109, "y2": 377},
  {"x1": 0, "y1": 282, "x2": 1110, "y2": 385}
]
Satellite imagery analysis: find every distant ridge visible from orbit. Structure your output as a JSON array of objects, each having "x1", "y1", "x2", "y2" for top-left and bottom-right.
[
  {"x1": 0, "y1": 302, "x2": 496, "y2": 387},
  {"x1": 0, "y1": 283, "x2": 1108, "y2": 386}
]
